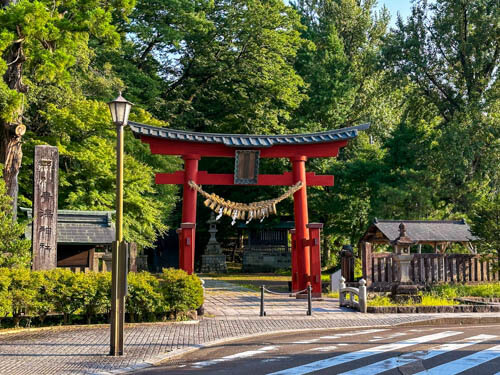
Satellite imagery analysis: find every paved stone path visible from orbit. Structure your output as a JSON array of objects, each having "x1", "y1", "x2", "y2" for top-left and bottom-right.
[{"x1": 0, "y1": 279, "x2": 495, "y2": 375}]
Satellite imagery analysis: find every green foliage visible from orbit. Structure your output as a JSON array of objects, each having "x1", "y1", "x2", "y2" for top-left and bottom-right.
[
  {"x1": 430, "y1": 283, "x2": 500, "y2": 299},
  {"x1": 31, "y1": 271, "x2": 55, "y2": 324},
  {"x1": 381, "y1": 0, "x2": 500, "y2": 216},
  {"x1": 159, "y1": 268, "x2": 204, "y2": 315},
  {"x1": 77, "y1": 272, "x2": 111, "y2": 324},
  {"x1": 46, "y1": 268, "x2": 81, "y2": 324},
  {"x1": 470, "y1": 194, "x2": 500, "y2": 261},
  {"x1": 0, "y1": 268, "x2": 11, "y2": 321},
  {"x1": 9, "y1": 268, "x2": 39, "y2": 327},
  {"x1": 126, "y1": 271, "x2": 162, "y2": 322},
  {"x1": 0, "y1": 269, "x2": 204, "y2": 327},
  {"x1": 0, "y1": 167, "x2": 30, "y2": 268}
]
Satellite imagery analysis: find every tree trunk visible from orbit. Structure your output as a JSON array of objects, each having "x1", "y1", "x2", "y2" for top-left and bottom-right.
[{"x1": 0, "y1": 3, "x2": 27, "y2": 218}]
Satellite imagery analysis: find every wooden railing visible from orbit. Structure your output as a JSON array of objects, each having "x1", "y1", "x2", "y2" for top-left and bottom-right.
[{"x1": 367, "y1": 253, "x2": 499, "y2": 287}]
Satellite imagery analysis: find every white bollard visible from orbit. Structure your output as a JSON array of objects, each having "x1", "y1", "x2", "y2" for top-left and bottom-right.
[
  {"x1": 359, "y1": 278, "x2": 367, "y2": 313},
  {"x1": 339, "y1": 276, "x2": 346, "y2": 306}
]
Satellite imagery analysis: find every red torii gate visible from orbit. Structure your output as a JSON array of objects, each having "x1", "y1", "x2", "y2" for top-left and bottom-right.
[{"x1": 130, "y1": 122, "x2": 368, "y2": 295}]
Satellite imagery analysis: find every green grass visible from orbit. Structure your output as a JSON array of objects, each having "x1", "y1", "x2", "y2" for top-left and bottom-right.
[
  {"x1": 326, "y1": 291, "x2": 339, "y2": 298},
  {"x1": 367, "y1": 293, "x2": 460, "y2": 307},
  {"x1": 429, "y1": 283, "x2": 500, "y2": 299}
]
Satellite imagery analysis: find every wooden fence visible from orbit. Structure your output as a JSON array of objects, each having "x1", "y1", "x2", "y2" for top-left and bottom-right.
[{"x1": 366, "y1": 253, "x2": 499, "y2": 288}]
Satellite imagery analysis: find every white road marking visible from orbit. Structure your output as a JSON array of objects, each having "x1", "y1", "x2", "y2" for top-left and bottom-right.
[
  {"x1": 262, "y1": 356, "x2": 291, "y2": 363},
  {"x1": 338, "y1": 334, "x2": 497, "y2": 375},
  {"x1": 413, "y1": 343, "x2": 500, "y2": 375},
  {"x1": 292, "y1": 339, "x2": 320, "y2": 344},
  {"x1": 266, "y1": 331, "x2": 462, "y2": 375},
  {"x1": 309, "y1": 345, "x2": 338, "y2": 352},
  {"x1": 369, "y1": 332, "x2": 407, "y2": 342},
  {"x1": 320, "y1": 328, "x2": 388, "y2": 340},
  {"x1": 193, "y1": 345, "x2": 279, "y2": 368},
  {"x1": 337, "y1": 343, "x2": 348, "y2": 346}
]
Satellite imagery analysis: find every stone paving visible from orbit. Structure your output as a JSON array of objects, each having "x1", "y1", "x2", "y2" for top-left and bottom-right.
[{"x1": 0, "y1": 278, "x2": 496, "y2": 375}]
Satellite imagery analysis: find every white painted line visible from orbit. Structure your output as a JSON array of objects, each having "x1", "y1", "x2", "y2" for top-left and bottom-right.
[
  {"x1": 337, "y1": 343, "x2": 348, "y2": 346},
  {"x1": 413, "y1": 343, "x2": 500, "y2": 375},
  {"x1": 320, "y1": 329, "x2": 389, "y2": 340},
  {"x1": 193, "y1": 345, "x2": 279, "y2": 368},
  {"x1": 266, "y1": 331, "x2": 462, "y2": 375},
  {"x1": 369, "y1": 332, "x2": 407, "y2": 342},
  {"x1": 309, "y1": 345, "x2": 337, "y2": 352},
  {"x1": 338, "y1": 334, "x2": 497, "y2": 375},
  {"x1": 292, "y1": 339, "x2": 320, "y2": 344}
]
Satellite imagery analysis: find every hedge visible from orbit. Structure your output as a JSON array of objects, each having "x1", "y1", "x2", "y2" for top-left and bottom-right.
[{"x1": 0, "y1": 268, "x2": 203, "y2": 327}]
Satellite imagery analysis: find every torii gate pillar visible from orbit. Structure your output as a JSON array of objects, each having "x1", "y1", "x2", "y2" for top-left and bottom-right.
[
  {"x1": 180, "y1": 154, "x2": 200, "y2": 274},
  {"x1": 291, "y1": 156, "x2": 311, "y2": 292}
]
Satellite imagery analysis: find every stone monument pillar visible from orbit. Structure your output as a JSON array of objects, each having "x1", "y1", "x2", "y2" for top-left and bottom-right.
[
  {"x1": 200, "y1": 213, "x2": 227, "y2": 273},
  {"x1": 32, "y1": 145, "x2": 59, "y2": 270}
]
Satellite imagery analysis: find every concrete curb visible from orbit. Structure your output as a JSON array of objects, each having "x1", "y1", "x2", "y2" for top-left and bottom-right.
[{"x1": 88, "y1": 314, "x2": 500, "y2": 375}]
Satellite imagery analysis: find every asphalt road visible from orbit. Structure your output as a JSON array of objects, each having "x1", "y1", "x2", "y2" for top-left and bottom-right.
[{"x1": 133, "y1": 324, "x2": 500, "y2": 375}]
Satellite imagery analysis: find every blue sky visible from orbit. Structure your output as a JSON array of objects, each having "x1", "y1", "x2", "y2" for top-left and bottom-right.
[{"x1": 378, "y1": 0, "x2": 413, "y2": 26}]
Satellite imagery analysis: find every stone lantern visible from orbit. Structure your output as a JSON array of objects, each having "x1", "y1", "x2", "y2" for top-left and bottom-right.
[
  {"x1": 391, "y1": 223, "x2": 420, "y2": 303},
  {"x1": 200, "y1": 212, "x2": 227, "y2": 273}
]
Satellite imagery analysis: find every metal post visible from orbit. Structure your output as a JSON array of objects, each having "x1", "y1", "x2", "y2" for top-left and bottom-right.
[
  {"x1": 260, "y1": 285, "x2": 265, "y2": 317},
  {"x1": 307, "y1": 284, "x2": 312, "y2": 316},
  {"x1": 110, "y1": 122, "x2": 125, "y2": 356}
]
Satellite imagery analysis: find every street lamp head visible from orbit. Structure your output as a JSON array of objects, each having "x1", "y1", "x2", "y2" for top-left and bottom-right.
[{"x1": 108, "y1": 91, "x2": 133, "y2": 126}]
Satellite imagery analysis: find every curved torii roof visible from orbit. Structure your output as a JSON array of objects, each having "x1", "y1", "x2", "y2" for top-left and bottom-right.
[{"x1": 129, "y1": 121, "x2": 370, "y2": 148}]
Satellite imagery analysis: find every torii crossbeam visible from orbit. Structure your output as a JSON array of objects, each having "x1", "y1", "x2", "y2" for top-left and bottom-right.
[{"x1": 131, "y1": 122, "x2": 369, "y2": 296}]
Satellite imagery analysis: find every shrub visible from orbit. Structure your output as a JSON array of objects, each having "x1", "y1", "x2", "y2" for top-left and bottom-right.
[
  {"x1": 9, "y1": 268, "x2": 39, "y2": 327},
  {"x1": 31, "y1": 271, "x2": 55, "y2": 324},
  {"x1": 126, "y1": 272, "x2": 162, "y2": 322},
  {"x1": 0, "y1": 268, "x2": 11, "y2": 323},
  {"x1": 46, "y1": 269, "x2": 82, "y2": 324},
  {"x1": 158, "y1": 268, "x2": 203, "y2": 318},
  {"x1": 77, "y1": 272, "x2": 111, "y2": 324}
]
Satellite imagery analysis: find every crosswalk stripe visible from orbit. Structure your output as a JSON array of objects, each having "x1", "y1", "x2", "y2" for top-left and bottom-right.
[
  {"x1": 337, "y1": 334, "x2": 497, "y2": 375},
  {"x1": 412, "y1": 343, "x2": 500, "y2": 375},
  {"x1": 266, "y1": 331, "x2": 462, "y2": 375},
  {"x1": 369, "y1": 332, "x2": 407, "y2": 342},
  {"x1": 320, "y1": 328, "x2": 388, "y2": 340},
  {"x1": 193, "y1": 345, "x2": 279, "y2": 368}
]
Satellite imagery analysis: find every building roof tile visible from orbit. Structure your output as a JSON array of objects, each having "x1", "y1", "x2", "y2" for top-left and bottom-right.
[{"x1": 129, "y1": 122, "x2": 370, "y2": 147}]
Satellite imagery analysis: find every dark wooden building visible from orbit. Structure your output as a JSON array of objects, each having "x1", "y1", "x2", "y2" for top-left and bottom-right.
[
  {"x1": 237, "y1": 220, "x2": 294, "y2": 272},
  {"x1": 22, "y1": 208, "x2": 115, "y2": 271}
]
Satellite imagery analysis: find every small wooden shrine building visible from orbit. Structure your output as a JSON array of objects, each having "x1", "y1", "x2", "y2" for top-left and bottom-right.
[{"x1": 357, "y1": 219, "x2": 498, "y2": 288}]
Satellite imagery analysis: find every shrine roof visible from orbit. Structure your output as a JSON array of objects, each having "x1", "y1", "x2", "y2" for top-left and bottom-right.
[
  {"x1": 360, "y1": 219, "x2": 479, "y2": 244},
  {"x1": 129, "y1": 122, "x2": 370, "y2": 147},
  {"x1": 21, "y1": 208, "x2": 115, "y2": 245}
]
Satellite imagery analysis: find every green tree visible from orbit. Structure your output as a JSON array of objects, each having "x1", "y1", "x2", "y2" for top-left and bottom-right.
[
  {"x1": 0, "y1": 166, "x2": 30, "y2": 268},
  {"x1": 124, "y1": 0, "x2": 308, "y2": 135},
  {"x1": 470, "y1": 193, "x2": 500, "y2": 259},
  {"x1": 291, "y1": 0, "x2": 390, "y2": 131},
  {"x1": 0, "y1": 0, "x2": 133, "y2": 214},
  {"x1": 381, "y1": 0, "x2": 500, "y2": 213}
]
